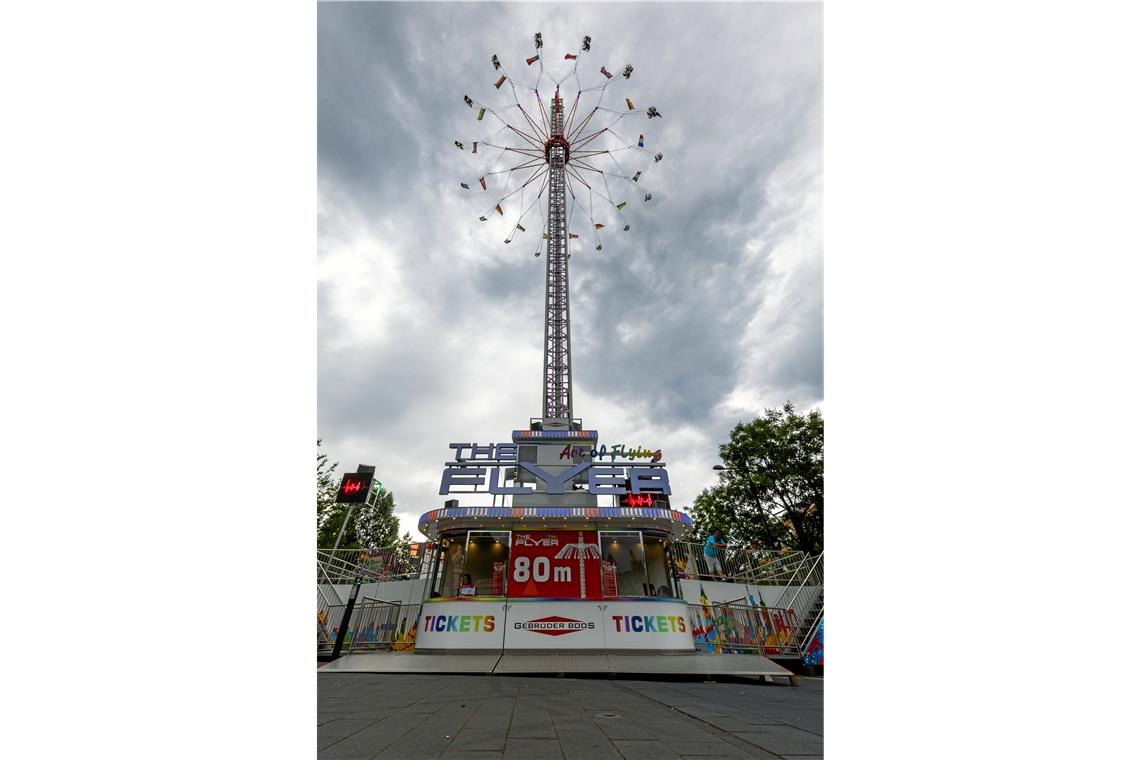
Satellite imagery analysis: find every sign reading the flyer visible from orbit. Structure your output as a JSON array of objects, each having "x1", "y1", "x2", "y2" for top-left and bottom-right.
[{"x1": 509, "y1": 530, "x2": 601, "y2": 599}]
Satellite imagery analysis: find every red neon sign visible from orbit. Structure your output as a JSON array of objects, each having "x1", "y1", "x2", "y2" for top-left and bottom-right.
[
  {"x1": 336, "y1": 473, "x2": 373, "y2": 504},
  {"x1": 619, "y1": 492, "x2": 655, "y2": 507}
]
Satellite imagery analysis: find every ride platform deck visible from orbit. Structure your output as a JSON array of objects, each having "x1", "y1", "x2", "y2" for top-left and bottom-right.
[{"x1": 320, "y1": 651, "x2": 797, "y2": 684}]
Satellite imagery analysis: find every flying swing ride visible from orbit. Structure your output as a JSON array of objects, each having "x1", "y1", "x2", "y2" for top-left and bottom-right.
[{"x1": 454, "y1": 33, "x2": 664, "y2": 259}]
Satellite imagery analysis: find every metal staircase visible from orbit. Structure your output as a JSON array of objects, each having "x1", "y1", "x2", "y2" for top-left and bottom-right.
[{"x1": 772, "y1": 551, "x2": 824, "y2": 659}]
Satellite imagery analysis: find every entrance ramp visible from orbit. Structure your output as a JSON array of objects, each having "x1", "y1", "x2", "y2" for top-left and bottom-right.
[{"x1": 320, "y1": 651, "x2": 795, "y2": 683}]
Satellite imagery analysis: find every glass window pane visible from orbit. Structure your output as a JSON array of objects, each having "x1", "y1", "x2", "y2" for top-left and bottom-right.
[
  {"x1": 600, "y1": 531, "x2": 649, "y2": 597},
  {"x1": 461, "y1": 531, "x2": 510, "y2": 596},
  {"x1": 438, "y1": 535, "x2": 466, "y2": 597},
  {"x1": 643, "y1": 535, "x2": 674, "y2": 597}
]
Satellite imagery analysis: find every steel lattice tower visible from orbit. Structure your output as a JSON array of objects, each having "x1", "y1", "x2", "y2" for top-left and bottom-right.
[
  {"x1": 542, "y1": 91, "x2": 573, "y2": 421},
  {"x1": 457, "y1": 44, "x2": 662, "y2": 422}
]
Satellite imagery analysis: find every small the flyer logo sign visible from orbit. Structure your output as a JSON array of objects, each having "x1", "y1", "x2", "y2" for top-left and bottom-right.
[{"x1": 515, "y1": 616, "x2": 596, "y2": 636}]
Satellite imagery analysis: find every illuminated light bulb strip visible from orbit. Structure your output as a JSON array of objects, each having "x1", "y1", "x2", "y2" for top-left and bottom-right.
[
  {"x1": 511, "y1": 430, "x2": 598, "y2": 440},
  {"x1": 418, "y1": 506, "x2": 693, "y2": 535}
]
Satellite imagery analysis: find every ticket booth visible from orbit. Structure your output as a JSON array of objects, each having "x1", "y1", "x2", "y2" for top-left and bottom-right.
[{"x1": 417, "y1": 505, "x2": 694, "y2": 653}]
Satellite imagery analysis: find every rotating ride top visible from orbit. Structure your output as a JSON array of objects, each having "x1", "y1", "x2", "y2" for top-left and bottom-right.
[
  {"x1": 416, "y1": 34, "x2": 692, "y2": 654},
  {"x1": 456, "y1": 32, "x2": 663, "y2": 256}
]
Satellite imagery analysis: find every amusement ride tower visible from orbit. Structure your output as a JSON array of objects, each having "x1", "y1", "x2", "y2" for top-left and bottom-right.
[
  {"x1": 452, "y1": 32, "x2": 665, "y2": 427},
  {"x1": 416, "y1": 34, "x2": 693, "y2": 655},
  {"x1": 542, "y1": 89, "x2": 572, "y2": 422}
]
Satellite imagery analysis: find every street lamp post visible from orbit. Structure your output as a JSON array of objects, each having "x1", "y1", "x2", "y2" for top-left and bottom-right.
[{"x1": 713, "y1": 463, "x2": 779, "y2": 549}]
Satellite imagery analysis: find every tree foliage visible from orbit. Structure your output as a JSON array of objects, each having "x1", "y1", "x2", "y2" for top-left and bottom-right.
[
  {"x1": 690, "y1": 403, "x2": 823, "y2": 554},
  {"x1": 317, "y1": 439, "x2": 340, "y2": 532},
  {"x1": 317, "y1": 440, "x2": 401, "y2": 551}
]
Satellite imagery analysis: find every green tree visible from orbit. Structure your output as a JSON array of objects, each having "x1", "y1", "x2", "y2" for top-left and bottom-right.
[
  {"x1": 691, "y1": 403, "x2": 823, "y2": 554},
  {"x1": 317, "y1": 439, "x2": 341, "y2": 536},
  {"x1": 352, "y1": 483, "x2": 400, "y2": 550},
  {"x1": 391, "y1": 531, "x2": 417, "y2": 575}
]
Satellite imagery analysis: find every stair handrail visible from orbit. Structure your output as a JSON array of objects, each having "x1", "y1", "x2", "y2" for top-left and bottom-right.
[
  {"x1": 317, "y1": 582, "x2": 346, "y2": 652},
  {"x1": 747, "y1": 551, "x2": 808, "y2": 582},
  {"x1": 317, "y1": 559, "x2": 348, "y2": 601},
  {"x1": 773, "y1": 551, "x2": 821, "y2": 609},
  {"x1": 318, "y1": 542, "x2": 431, "y2": 582},
  {"x1": 799, "y1": 604, "x2": 824, "y2": 657},
  {"x1": 317, "y1": 574, "x2": 347, "y2": 607},
  {"x1": 672, "y1": 541, "x2": 808, "y2": 583},
  {"x1": 734, "y1": 549, "x2": 800, "y2": 582},
  {"x1": 783, "y1": 552, "x2": 824, "y2": 612}
]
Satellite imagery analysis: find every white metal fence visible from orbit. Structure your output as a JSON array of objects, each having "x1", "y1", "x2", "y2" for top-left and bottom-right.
[
  {"x1": 317, "y1": 583, "x2": 344, "y2": 656},
  {"x1": 340, "y1": 599, "x2": 422, "y2": 654}
]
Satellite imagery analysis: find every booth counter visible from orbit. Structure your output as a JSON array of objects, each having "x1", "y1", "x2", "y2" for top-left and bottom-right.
[{"x1": 417, "y1": 596, "x2": 694, "y2": 652}]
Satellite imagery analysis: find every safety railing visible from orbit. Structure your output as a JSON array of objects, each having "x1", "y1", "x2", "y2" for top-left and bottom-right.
[
  {"x1": 744, "y1": 551, "x2": 812, "y2": 584},
  {"x1": 318, "y1": 544, "x2": 431, "y2": 584},
  {"x1": 687, "y1": 601, "x2": 801, "y2": 656},
  {"x1": 672, "y1": 542, "x2": 807, "y2": 585},
  {"x1": 341, "y1": 600, "x2": 422, "y2": 654},
  {"x1": 774, "y1": 552, "x2": 823, "y2": 610}
]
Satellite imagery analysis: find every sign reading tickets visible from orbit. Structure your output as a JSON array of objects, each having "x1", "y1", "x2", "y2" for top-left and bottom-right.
[
  {"x1": 416, "y1": 600, "x2": 505, "y2": 650},
  {"x1": 603, "y1": 599, "x2": 694, "y2": 651},
  {"x1": 509, "y1": 530, "x2": 601, "y2": 599}
]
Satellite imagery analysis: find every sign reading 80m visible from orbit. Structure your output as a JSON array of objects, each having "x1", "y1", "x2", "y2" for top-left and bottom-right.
[
  {"x1": 508, "y1": 531, "x2": 602, "y2": 599},
  {"x1": 513, "y1": 556, "x2": 570, "y2": 584}
]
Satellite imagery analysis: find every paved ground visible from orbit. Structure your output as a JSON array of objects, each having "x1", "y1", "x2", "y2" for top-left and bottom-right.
[{"x1": 318, "y1": 672, "x2": 823, "y2": 759}]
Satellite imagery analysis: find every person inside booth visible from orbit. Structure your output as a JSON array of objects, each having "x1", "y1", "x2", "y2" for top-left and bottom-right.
[{"x1": 459, "y1": 573, "x2": 477, "y2": 596}]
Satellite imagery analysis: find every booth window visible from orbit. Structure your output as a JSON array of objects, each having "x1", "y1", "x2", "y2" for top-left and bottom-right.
[
  {"x1": 642, "y1": 534, "x2": 675, "y2": 597},
  {"x1": 438, "y1": 536, "x2": 466, "y2": 596},
  {"x1": 461, "y1": 531, "x2": 510, "y2": 596},
  {"x1": 599, "y1": 531, "x2": 649, "y2": 597}
]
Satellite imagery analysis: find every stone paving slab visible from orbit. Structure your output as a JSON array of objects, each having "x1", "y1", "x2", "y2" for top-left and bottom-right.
[
  {"x1": 667, "y1": 740, "x2": 751, "y2": 757},
  {"x1": 319, "y1": 672, "x2": 822, "y2": 759}
]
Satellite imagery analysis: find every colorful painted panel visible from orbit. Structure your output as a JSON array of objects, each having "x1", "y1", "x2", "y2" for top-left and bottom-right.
[{"x1": 802, "y1": 616, "x2": 823, "y2": 666}]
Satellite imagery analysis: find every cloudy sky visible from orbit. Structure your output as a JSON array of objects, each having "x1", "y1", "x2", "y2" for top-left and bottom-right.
[{"x1": 317, "y1": 1, "x2": 822, "y2": 541}]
